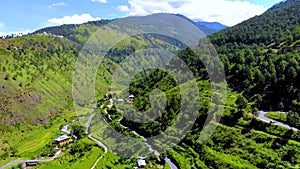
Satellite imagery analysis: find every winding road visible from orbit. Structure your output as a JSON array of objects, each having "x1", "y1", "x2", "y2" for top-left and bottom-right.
[
  {"x1": 86, "y1": 113, "x2": 108, "y2": 169},
  {"x1": 257, "y1": 111, "x2": 299, "y2": 132}
]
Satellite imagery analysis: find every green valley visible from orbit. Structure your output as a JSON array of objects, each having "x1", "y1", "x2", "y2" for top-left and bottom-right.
[{"x1": 1, "y1": 0, "x2": 300, "y2": 168}]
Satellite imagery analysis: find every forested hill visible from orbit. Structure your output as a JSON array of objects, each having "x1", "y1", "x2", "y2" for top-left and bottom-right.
[
  {"x1": 209, "y1": 0, "x2": 300, "y2": 47},
  {"x1": 208, "y1": 0, "x2": 300, "y2": 128}
]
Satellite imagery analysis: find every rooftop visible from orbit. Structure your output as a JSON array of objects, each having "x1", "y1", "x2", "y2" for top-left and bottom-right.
[
  {"x1": 55, "y1": 135, "x2": 70, "y2": 142},
  {"x1": 137, "y1": 159, "x2": 146, "y2": 167}
]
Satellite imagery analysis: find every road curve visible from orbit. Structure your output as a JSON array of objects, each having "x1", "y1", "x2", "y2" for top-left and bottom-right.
[
  {"x1": 86, "y1": 113, "x2": 108, "y2": 169},
  {"x1": 257, "y1": 111, "x2": 299, "y2": 132},
  {"x1": 86, "y1": 114, "x2": 108, "y2": 153},
  {"x1": 165, "y1": 157, "x2": 178, "y2": 169}
]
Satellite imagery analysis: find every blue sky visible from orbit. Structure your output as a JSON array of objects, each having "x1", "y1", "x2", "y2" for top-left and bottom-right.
[{"x1": 0, "y1": 0, "x2": 283, "y2": 35}]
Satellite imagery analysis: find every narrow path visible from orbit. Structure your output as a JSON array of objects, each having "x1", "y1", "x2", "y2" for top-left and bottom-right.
[
  {"x1": 257, "y1": 111, "x2": 299, "y2": 131},
  {"x1": 0, "y1": 153, "x2": 63, "y2": 169}
]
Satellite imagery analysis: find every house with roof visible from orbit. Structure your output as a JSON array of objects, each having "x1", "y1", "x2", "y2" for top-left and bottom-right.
[
  {"x1": 137, "y1": 159, "x2": 146, "y2": 168},
  {"x1": 128, "y1": 94, "x2": 135, "y2": 103},
  {"x1": 54, "y1": 135, "x2": 71, "y2": 145}
]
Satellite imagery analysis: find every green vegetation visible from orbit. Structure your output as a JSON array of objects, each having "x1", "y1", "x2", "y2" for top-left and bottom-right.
[
  {"x1": 162, "y1": 123, "x2": 300, "y2": 169},
  {"x1": 208, "y1": 0, "x2": 300, "y2": 128},
  {"x1": 37, "y1": 138, "x2": 104, "y2": 169},
  {"x1": 1, "y1": 0, "x2": 300, "y2": 168},
  {"x1": 0, "y1": 33, "x2": 114, "y2": 164},
  {"x1": 265, "y1": 112, "x2": 287, "y2": 123}
]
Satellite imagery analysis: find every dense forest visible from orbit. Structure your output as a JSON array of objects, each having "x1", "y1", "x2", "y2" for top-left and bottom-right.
[{"x1": 209, "y1": 0, "x2": 300, "y2": 128}]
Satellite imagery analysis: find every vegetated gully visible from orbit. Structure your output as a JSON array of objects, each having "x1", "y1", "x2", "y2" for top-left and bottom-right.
[{"x1": 103, "y1": 99, "x2": 178, "y2": 169}]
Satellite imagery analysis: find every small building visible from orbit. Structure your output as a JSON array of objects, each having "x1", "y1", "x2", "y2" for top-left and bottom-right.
[
  {"x1": 118, "y1": 99, "x2": 125, "y2": 104},
  {"x1": 24, "y1": 160, "x2": 38, "y2": 167},
  {"x1": 137, "y1": 159, "x2": 146, "y2": 168},
  {"x1": 54, "y1": 135, "x2": 71, "y2": 145},
  {"x1": 128, "y1": 95, "x2": 135, "y2": 103}
]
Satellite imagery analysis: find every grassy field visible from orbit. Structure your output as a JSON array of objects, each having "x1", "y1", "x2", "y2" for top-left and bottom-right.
[
  {"x1": 0, "y1": 158, "x2": 19, "y2": 168},
  {"x1": 0, "y1": 110, "x2": 91, "y2": 166},
  {"x1": 37, "y1": 146, "x2": 103, "y2": 169},
  {"x1": 265, "y1": 112, "x2": 287, "y2": 123},
  {"x1": 17, "y1": 129, "x2": 55, "y2": 157}
]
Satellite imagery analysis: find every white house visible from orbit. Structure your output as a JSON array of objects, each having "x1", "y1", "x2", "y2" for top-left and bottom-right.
[{"x1": 137, "y1": 159, "x2": 146, "y2": 168}]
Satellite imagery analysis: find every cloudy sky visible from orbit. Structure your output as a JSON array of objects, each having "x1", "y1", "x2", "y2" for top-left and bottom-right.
[{"x1": 0, "y1": 0, "x2": 283, "y2": 36}]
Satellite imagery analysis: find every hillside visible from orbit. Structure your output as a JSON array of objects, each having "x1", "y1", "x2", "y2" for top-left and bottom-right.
[
  {"x1": 208, "y1": 0, "x2": 300, "y2": 129},
  {"x1": 0, "y1": 34, "x2": 117, "y2": 164}
]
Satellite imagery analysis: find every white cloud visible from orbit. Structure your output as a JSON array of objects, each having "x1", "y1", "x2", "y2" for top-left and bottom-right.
[
  {"x1": 117, "y1": 5, "x2": 130, "y2": 12},
  {"x1": 48, "y1": 13, "x2": 101, "y2": 26},
  {"x1": 117, "y1": 0, "x2": 267, "y2": 26},
  {"x1": 0, "y1": 22, "x2": 4, "y2": 28},
  {"x1": 91, "y1": 0, "x2": 108, "y2": 3},
  {"x1": 49, "y1": 2, "x2": 69, "y2": 8}
]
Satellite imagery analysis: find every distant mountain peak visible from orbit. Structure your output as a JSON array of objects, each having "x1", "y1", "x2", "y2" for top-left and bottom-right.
[{"x1": 171, "y1": 14, "x2": 228, "y2": 35}]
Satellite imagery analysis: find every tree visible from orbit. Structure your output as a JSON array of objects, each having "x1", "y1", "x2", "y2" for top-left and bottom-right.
[
  {"x1": 252, "y1": 107, "x2": 259, "y2": 116},
  {"x1": 236, "y1": 95, "x2": 248, "y2": 110},
  {"x1": 278, "y1": 102, "x2": 284, "y2": 111},
  {"x1": 71, "y1": 125, "x2": 85, "y2": 140},
  {"x1": 287, "y1": 111, "x2": 300, "y2": 128},
  {"x1": 4, "y1": 74, "x2": 10, "y2": 80}
]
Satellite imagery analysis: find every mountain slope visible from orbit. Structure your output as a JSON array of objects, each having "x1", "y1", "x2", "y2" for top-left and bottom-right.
[
  {"x1": 195, "y1": 21, "x2": 228, "y2": 35},
  {"x1": 210, "y1": 0, "x2": 300, "y2": 47},
  {"x1": 208, "y1": 0, "x2": 300, "y2": 128},
  {"x1": 173, "y1": 14, "x2": 228, "y2": 35},
  {"x1": 32, "y1": 20, "x2": 111, "y2": 45},
  {"x1": 33, "y1": 14, "x2": 226, "y2": 43}
]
